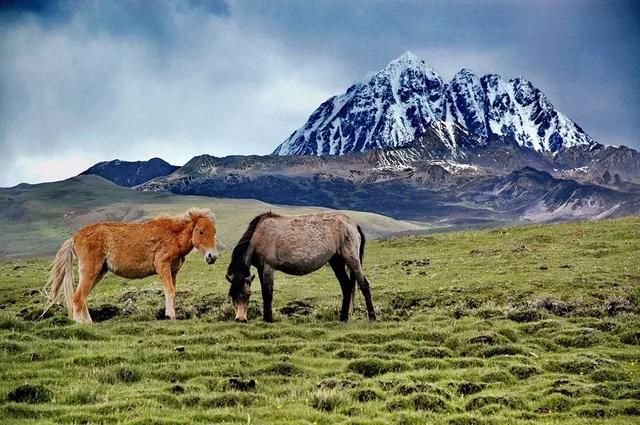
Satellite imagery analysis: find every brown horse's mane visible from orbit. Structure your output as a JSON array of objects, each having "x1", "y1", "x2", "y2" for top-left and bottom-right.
[
  {"x1": 149, "y1": 208, "x2": 215, "y2": 233},
  {"x1": 227, "y1": 211, "x2": 280, "y2": 275},
  {"x1": 152, "y1": 207, "x2": 215, "y2": 223}
]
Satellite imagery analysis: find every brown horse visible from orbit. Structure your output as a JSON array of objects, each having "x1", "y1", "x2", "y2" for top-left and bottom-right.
[
  {"x1": 225, "y1": 211, "x2": 376, "y2": 322},
  {"x1": 44, "y1": 208, "x2": 218, "y2": 324}
]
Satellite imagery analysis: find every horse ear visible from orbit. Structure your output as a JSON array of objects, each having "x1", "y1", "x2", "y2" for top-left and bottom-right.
[
  {"x1": 248, "y1": 274, "x2": 256, "y2": 283},
  {"x1": 189, "y1": 211, "x2": 198, "y2": 222},
  {"x1": 225, "y1": 274, "x2": 233, "y2": 283}
]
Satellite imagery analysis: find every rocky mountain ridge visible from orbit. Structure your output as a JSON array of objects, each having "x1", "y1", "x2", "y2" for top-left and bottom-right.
[{"x1": 80, "y1": 157, "x2": 178, "y2": 187}]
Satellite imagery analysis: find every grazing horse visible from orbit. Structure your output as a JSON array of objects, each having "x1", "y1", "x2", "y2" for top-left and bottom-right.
[
  {"x1": 226, "y1": 211, "x2": 376, "y2": 323},
  {"x1": 44, "y1": 208, "x2": 219, "y2": 324}
]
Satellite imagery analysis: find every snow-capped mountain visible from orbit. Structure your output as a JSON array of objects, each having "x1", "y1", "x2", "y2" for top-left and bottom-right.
[{"x1": 274, "y1": 51, "x2": 595, "y2": 156}]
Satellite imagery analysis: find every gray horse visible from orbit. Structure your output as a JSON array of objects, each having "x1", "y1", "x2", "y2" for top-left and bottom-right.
[{"x1": 225, "y1": 211, "x2": 376, "y2": 322}]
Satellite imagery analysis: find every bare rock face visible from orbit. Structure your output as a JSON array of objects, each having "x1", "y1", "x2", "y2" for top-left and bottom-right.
[{"x1": 137, "y1": 147, "x2": 640, "y2": 227}]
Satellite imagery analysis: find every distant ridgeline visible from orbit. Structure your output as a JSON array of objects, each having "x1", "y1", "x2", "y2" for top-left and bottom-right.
[{"x1": 80, "y1": 158, "x2": 179, "y2": 187}]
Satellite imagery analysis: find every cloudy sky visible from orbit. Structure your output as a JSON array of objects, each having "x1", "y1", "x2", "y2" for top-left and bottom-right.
[{"x1": 1, "y1": 0, "x2": 638, "y2": 186}]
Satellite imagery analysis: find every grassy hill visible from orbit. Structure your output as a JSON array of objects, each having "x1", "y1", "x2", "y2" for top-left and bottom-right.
[
  {"x1": 0, "y1": 175, "x2": 427, "y2": 260},
  {"x1": 0, "y1": 217, "x2": 638, "y2": 424}
]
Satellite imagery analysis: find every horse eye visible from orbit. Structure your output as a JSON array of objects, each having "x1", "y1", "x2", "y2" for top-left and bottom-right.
[{"x1": 199, "y1": 230, "x2": 204, "y2": 235}]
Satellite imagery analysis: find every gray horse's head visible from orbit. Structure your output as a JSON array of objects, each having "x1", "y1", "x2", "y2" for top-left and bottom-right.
[{"x1": 226, "y1": 273, "x2": 255, "y2": 322}]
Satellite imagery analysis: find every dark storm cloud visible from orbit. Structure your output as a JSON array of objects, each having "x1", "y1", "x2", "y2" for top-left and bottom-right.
[
  {"x1": 0, "y1": 0, "x2": 638, "y2": 186},
  {"x1": 0, "y1": 0, "x2": 230, "y2": 44}
]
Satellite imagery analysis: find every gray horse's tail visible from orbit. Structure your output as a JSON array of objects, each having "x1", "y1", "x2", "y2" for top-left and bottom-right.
[
  {"x1": 357, "y1": 225, "x2": 366, "y2": 265},
  {"x1": 42, "y1": 238, "x2": 76, "y2": 318},
  {"x1": 350, "y1": 225, "x2": 367, "y2": 309}
]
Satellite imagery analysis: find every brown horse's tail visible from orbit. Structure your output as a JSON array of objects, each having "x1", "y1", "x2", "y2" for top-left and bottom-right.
[{"x1": 42, "y1": 238, "x2": 75, "y2": 318}]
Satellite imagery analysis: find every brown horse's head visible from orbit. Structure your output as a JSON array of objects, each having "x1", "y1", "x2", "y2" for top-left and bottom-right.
[
  {"x1": 226, "y1": 273, "x2": 255, "y2": 322},
  {"x1": 189, "y1": 209, "x2": 218, "y2": 265}
]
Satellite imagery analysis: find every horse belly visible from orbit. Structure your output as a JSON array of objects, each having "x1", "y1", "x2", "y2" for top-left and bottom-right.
[
  {"x1": 106, "y1": 256, "x2": 156, "y2": 279},
  {"x1": 111, "y1": 267, "x2": 155, "y2": 279},
  {"x1": 273, "y1": 250, "x2": 333, "y2": 276}
]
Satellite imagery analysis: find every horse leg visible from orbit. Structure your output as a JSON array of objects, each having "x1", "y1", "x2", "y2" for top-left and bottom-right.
[
  {"x1": 259, "y1": 265, "x2": 275, "y2": 323},
  {"x1": 350, "y1": 272, "x2": 357, "y2": 314},
  {"x1": 345, "y1": 259, "x2": 376, "y2": 322},
  {"x1": 91, "y1": 268, "x2": 107, "y2": 291},
  {"x1": 165, "y1": 258, "x2": 186, "y2": 319},
  {"x1": 73, "y1": 258, "x2": 105, "y2": 324},
  {"x1": 330, "y1": 255, "x2": 353, "y2": 322},
  {"x1": 157, "y1": 264, "x2": 176, "y2": 320}
]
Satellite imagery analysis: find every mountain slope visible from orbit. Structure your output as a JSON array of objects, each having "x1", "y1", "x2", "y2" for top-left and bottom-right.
[
  {"x1": 274, "y1": 51, "x2": 594, "y2": 156},
  {"x1": 0, "y1": 175, "x2": 423, "y2": 259},
  {"x1": 80, "y1": 157, "x2": 179, "y2": 187},
  {"x1": 138, "y1": 147, "x2": 640, "y2": 227}
]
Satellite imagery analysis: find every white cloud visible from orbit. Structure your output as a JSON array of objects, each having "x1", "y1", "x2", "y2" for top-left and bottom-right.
[{"x1": 11, "y1": 151, "x2": 101, "y2": 185}]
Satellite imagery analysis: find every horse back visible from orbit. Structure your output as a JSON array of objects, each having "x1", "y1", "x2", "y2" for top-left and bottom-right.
[
  {"x1": 251, "y1": 212, "x2": 361, "y2": 273},
  {"x1": 73, "y1": 221, "x2": 183, "y2": 277}
]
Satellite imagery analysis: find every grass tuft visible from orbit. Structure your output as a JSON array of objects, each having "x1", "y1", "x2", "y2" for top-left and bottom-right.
[
  {"x1": 619, "y1": 330, "x2": 640, "y2": 345},
  {"x1": 507, "y1": 308, "x2": 544, "y2": 323},
  {"x1": 114, "y1": 366, "x2": 142, "y2": 383},
  {"x1": 509, "y1": 364, "x2": 539, "y2": 379},
  {"x1": 413, "y1": 346, "x2": 453, "y2": 358},
  {"x1": 353, "y1": 388, "x2": 383, "y2": 402},
  {"x1": 590, "y1": 368, "x2": 630, "y2": 382},
  {"x1": 347, "y1": 358, "x2": 408, "y2": 377},
  {"x1": 534, "y1": 393, "x2": 574, "y2": 413},
  {"x1": 465, "y1": 394, "x2": 525, "y2": 411},
  {"x1": 457, "y1": 382, "x2": 485, "y2": 396},
  {"x1": 7, "y1": 384, "x2": 52, "y2": 404},
  {"x1": 310, "y1": 389, "x2": 348, "y2": 412},
  {"x1": 410, "y1": 393, "x2": 450, "y2": 412}
]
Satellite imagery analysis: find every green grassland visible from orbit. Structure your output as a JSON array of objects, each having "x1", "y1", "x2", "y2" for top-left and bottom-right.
[
  {"x1": 1, "y1": 217, "x2": 639, "y2": 424},
  {"x1": 0, "y1": 175, "x2": 426, "y2": 260}
]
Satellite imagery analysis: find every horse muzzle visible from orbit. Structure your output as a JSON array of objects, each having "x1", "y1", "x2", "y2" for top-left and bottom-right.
[
  {"x1": 233, "y1": 300, "x2": 248, "y2": 322},
  {"x1": 205, "y1": 252, "x2": 218, "y2": 265}
]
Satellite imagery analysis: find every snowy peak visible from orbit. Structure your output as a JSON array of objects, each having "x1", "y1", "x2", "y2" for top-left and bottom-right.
[
  {"x1": 447, "y1": 68, "x2": 488, "y2": 139},
  {"x1": 393, "y1": 50, "x2": 421, "y2": 63},
  {"x1": 382, "y1": 50, "x2": 441, "y2": 83},
  {"x1": 274, "y1": 52, "x2": 596, "y2": 157},
  {"x1": 275, "y1": 51, "x2": 447, "y2": 156},
  {"x1": 482, "y1": 74, "x2": 594, "y2": 153}
]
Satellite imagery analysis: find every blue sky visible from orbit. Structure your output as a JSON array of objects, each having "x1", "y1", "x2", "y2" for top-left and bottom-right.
[{"x1": 1, "y1": 0, "x2": 638, "y2": 186}]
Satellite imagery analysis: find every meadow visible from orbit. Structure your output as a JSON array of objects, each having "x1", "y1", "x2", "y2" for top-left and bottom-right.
[
  {"x1": 0, "y1": 217, "x2": 639, "y2": 424},
  {"x1": 0, "y1": 175, "x2": 425, "y2": 260}
]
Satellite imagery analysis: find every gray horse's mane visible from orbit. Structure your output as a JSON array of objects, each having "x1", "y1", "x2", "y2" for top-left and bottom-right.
[{"x1": 227, "y1": 211, "x2": 280, "y2": 275}]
